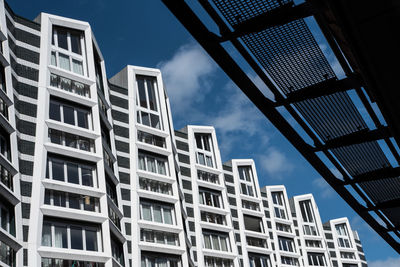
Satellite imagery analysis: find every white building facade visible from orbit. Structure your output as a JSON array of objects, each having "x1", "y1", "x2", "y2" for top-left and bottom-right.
[{"x1": 0, "y1": 1, "x2": 368, "y2": 267}]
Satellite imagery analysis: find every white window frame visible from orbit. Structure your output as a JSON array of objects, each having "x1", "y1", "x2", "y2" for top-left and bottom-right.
[
  {"x1": 138, "y1": 152, "x2": 169, "y2": 176},
  {"x1": 202, "y1": 232, "x2": 231, "y2": 252},
  {"x1": 140, "y1": 229, "x2": 179, "y2": 246},
  {"x1": 278, "y1": 237, "x2": 295, "y2": 252},
  {"x1": 49, "y1": 99, "x2": 93, "y2": 130},
  {"x1": 41, "y1": 220, "x2": 101, "y2": 252},
  {"x1": 139, "y1": 177, "x2": 172, "y2": 195},
  {"x1": 200, "y1": 211, "x2": 226, "y2": 225},
  {"x1": 51, "y1": 26, "x2": 87, "y2": 76},
  {"x1": 194, "y1": 133, "x2": 215, "y2": 168},
  {"x1": 46, "y1": 156, "x2": 98, "y2": 188},
  {"x1": 199, "y1": 189, "x2": 223, "y2": 209},
  {"x1": 139, "y1": 200, "x2": 175, "y2": 225},
  {"x1": 136, "y1": 76, "x2": 163, "y2": 130},
  {"x1": 44, "y1": 189, "x2": 100, "y2": 213}
]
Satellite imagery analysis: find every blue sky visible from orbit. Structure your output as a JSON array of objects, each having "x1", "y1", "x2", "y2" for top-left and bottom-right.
[{"x1": 9, "y1": 0, "x2": 400, "y2": 265}]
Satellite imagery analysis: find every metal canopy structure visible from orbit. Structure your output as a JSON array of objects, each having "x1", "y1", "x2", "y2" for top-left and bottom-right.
[{"x1": 162, "y1": 0, "x2": 400, "y2": 253}]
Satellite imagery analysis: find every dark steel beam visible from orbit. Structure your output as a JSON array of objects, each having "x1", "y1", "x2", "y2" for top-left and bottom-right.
[
  {"x1": 369, "y1": 198, "x2": 400, "y2": 211},
  {"x1": 345, "y1": 167, "x2": 400, "y2": 185},
  {"x1": 314, "y1": 127, "x2": 391, "y2": 151},
  {"x1": 219, "y1": 2, "x2": 314, "y2": 41},
  {"x1": 162, "y1": 0, "x2": 400, "y2": 253},
  {"x1": 274, "y1": 74, "x2": 362, "y2": 106}
]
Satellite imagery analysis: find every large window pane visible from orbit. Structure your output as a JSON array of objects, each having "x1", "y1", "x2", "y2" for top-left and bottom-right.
[
  {"x1": 77, "y1": 110, "x2": 89, "y2": 128},
  {"x1": 81, "y1": 167, "x2": 93, "y2": 187},
  {"x1": 42, "y1": 223, "x2": 52, "y2": 246},
  {"x1": 58, "y1": 53, "x2": 71, "y2": 71},
  {"x1": 67, "y1": 163, "x2": 79, "y2": 184},
  {"x1": 142, "y1": 204, "x2": 152, "y2": 221},
  {"x1": 49, "y1": 102, "x2": 61, "y2": 121},
  {"x1": 153, "y1": 205, "x2": 162, "y2": 223},
  {"x1": 70, "y1": 227, "x2": 83, "y2": 250},
  {"x1": 212, "y1": 235, "x2": 220, "y2": 250},
  {"x1": 63, "y1": 106, "x2": 75, "y2": 125},
  {"x1": 69, "y1": 194, "x2": 80, "y2": 209},
  {"x1": 85, "y1": 230, "x2": 97, "y2": 251},
  {"x1": 72, "y1": 59, "x2": 83, "y2": 75},
  {"x1": 52, "y1": 160, "x2": 64, "y2": 181},
  {"x1": 54, "y1": 226, "x2": 67, "y2": 248},
  {"x1": 70, "y1": 32, "x2": 82, "y2": 55},
  {"x1": 56, "y1": 28, "x2": 68, "y2": 50},
  {"x1": 146, "y1": 80, "x2": 157, "y2": 111},
  {"x1": 138, "y1": 78, "x2": 147, "y2": 108},
  {"x1": 163, "y1": 208, "x2": 173, "y2": 225}
]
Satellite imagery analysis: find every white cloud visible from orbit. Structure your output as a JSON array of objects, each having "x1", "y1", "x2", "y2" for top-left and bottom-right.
[
  {"x1": 258, "y1": 147, "x2": 294, "y2": 179},
  {"x1": 368, "y1": 257, "x2": 400, "y2": 267},
  {"x1": 312, "y1": 167, "x2": 341, "y2": 198},
  {"x1": 158, "y1": 43, "x2": 216, "y2": 114}
]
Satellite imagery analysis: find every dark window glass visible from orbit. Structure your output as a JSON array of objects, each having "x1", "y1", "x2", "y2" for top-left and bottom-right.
[
  {"x1": 65, "y1": 133, "x2": 76, "y2": 148},
  {"x1": 69, "y1": 194, "x2": 80, "y2": 209},
  {"x1": 49, "y1": 102, "x2": 61, "y2": 121},
  {"x1": 77, "y1": 110, "x2": 89, "y2": 128},
  {"x1": 53, "y1": 191, "x2": 66, "y2": 207},
  {"x1": 195, "y1": 134, "x2": 202, "y2": 149},
  {"x1": 70, "y1": 227, "x2": 83, "y2": 249},
  {"x1": 142, "y1": 112, "x2": 150, "y2": 126},
  {"x1": 137, "y1": 78, "x2": 147, "y2": 108},
  {"x1": 146, "y1": 79, "x2": 157, "y2": 111},
  {"x1": 57, "y1": 28, "x2": 68, "y2": 50},
  {"x1": 85, "y1": 230, "x2": 97, "y2": 251},
  {"x1": 63, "y1": 106, "x2": 75, "y2": 125},
  {"x1": 70, "y1": 32, "x2": 82, "y2": 55},
  {"x1": 49, "y1": 129, "x2": 62, "y2": 144},
  {"x1": 54, "y1": 225, "x2": 68, "y2": 248},
  {"x1": 67, "y1": 163, "x2": 79, "y2": 184},
  {"x1": 81, "y1": 167, "x2": 93, "y2": 187},
  {"x1": 52, "y1": 160, "x2": 64, "y2": 181}
]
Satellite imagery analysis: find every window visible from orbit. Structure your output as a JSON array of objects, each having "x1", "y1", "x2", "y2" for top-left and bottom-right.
[
  {"x1": 51, "y1": 26, "x2": 86, "y2": 76},
  {"x1": 335, "y1": 223, "x2": 352, "y2": 248},
  {"x1": 0, "y1": 129, "x2": 10, "y2": 161},
  {"x1": 271, "y1": 192, "x2": 287, "y2": 219},
  {"x1": 46, "y1": 155, "x2": 97, "y2": 188},
  {"x1": 271, "y1": 192, "x2": 284, "y2": 206},
  {"x1": 108, "y1": 206, "x2": 121, "y2": 230},
  {"x1": 137, "y1": 131, "x2": 166, "y2": 148},
  {"x1": 0, "y1": 202, "x2": 15, "y2": 237},
  {"x1": 140, "y1": 200, "x2": 175, "y2": 225},
  {"x1": 139, "y1": 177, "x2": 172, "y2": 195},
  {"x1": 49, "y1": 99, "x2": 91, "y2": 129},
  {"x1": 106, "y1": 176, "x2": 118, "y2": 206},
  {"x1": 244, "y1": 215, "x2": 264, "y2": 233},
  {"x1": 41, "y1": 219, "x2": 100, "y2": 252},
  {"x1": 140, "y1": 229, "x2": 179, "y2": 246},
  {"x1": 200, "y1": 211, "x2": 226, "y2": 225},
  {"x1": 274, "y1": 207, "x2": 287, "y2": 219},
  {"x1": 103, "y1": 149, "x2": 114, "y2": 171},
  {"x1": 341, "y1": 252, "x2": 356, "y2": 259},
  {"x1": 0, "y1": 164, "x2": 12, "y2": 191},
  {"x1": 242, "y1": 200, "x2": 260, "y2": 211},
  {"x1": 281, "y1": 256, "x2": 298, "y2": 266},
  {"x1": 198, "y1": 188, "x2": 222, "y2": 208},
  {"x1": 276, "y1": 223, "x2": 291, "y2": 233},
  {"x1": 307, "y1": 253, "x2": 326, "y2": 266},
  {"x1": 194, "y1": 133, "x2": 215, "y2": 168},
  {"x1": 205, "y1": 257, "x2": 232, "y2": 267},
  {"x1": 0, "y1": 97, "x2": 8, "y2": 119},
  {"x1": 42, "y1": 258, "x2": 104, "y2": 267},
  {"x1": 278, "y1": 237, "x2": 295, "y2": 252},
  {"x1": 44, "y1": 189, "x2": 100, "y2": 212},
  {"x1": 238, "y1": 166, "x2": 252, "y2": 181},
  {"x1": 305, "y1": 240, "x2": 322, "y2": 248},
  {"x1": 0, "y1": 66, "x2": 6, "y2": 93},
  {"x1": 203, "y1": 231, "x2": 230, "y2": 252},
  {"x1": 299, "y1": 200, "x2": 314, "y2": 223},
  {"x1": 240, "y1": 182, "x2": 255, "y2": 197},
  {"x1": 249, "y1": 254, "x2": 272, "y2": 267},
  {"x1": 94, "y1": 49, "x2": 104, "y2": 94},
  {"x1": 0, "y1": 240, "x2": 15, "y2": 267},
  {"x1": 50, "y1": 73, "x2": 90, "y2": 97},
  {"x1": 138, "y1": 152, "x2": 168, "y2": 176},
  {"x1": 197, "y1": 170, "x2": 219, "y2": 184},
  {"x1": 111, "y1": 235, "x2": 125, "y2": 266},
  {"x1": 247, "y1": 237, "x2": 267, "y2": 248},
  {"x1": 136, "y1": 76, "x2": 162, "y2": 130},
  {"x1": 141, "y1": 253, "x2": 179, "y2": 267},
  {"x1": 303, "y1": 225, "x2": 318, "y2": 236},
  {"x1": 48, "y1": 129, "x2": 95, "y2": 152}
]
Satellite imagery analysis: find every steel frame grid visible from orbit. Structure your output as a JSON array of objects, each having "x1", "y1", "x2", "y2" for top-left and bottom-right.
[{"x1": 161, "y1": 0, "x2": 400, "y2": 253}]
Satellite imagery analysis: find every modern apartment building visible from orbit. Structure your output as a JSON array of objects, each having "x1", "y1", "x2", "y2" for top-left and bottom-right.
[{"x1": 0, "y1": 1, "x2": 368, "y2": 267}]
